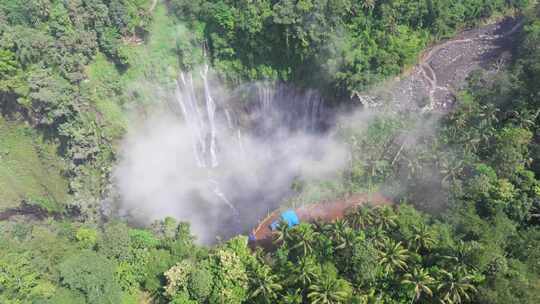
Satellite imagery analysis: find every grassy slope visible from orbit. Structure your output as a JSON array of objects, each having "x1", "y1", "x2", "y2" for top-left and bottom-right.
[
  {"x1": 121, "y1": 3, "x2": 180, "y2": 86},
  {"x1": 0, "y1": 117, "x2": 69, "y2": 211},
  {"x1": 86, "y1": 2, "x2": 180, "y2": 117}
]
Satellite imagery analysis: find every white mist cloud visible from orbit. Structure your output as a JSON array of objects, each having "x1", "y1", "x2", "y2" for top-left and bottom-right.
[
  {"x1": 114, "y1": 113, "x2": 227, "y2": 243},
  {"x1": 114, "y1": 80, "x2": 348, "y2": 244}
]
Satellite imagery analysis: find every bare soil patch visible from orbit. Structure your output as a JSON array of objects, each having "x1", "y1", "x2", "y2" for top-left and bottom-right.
[{"x1": 252, "y1": 192, "x2": 391, "y2": 245}]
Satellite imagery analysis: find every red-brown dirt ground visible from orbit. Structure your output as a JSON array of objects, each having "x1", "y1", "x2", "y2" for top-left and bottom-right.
[{"x1": 251, "y1": 192, "x2": 391, "y2": 247}]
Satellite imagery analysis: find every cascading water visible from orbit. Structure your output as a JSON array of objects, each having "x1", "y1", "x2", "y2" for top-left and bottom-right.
[
  {"x1": 176, "y1": 73, "x2": 205, "y2": 168},
  {"x1": 173, "y1": 66, "x2": 333, "y2": 240},
  {"x1": 200, "y1": 66, "x2": 219, "y2": 168},
  {"x1": 250, "y1": 82, "x2": 325, "y2": 135},
  {"x1": 175, "y1": 66, "x2": 239, "y2": 216}
]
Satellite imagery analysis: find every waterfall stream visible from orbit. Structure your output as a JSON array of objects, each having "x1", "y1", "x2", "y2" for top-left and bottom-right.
[
  {"x1": 175, "y1": 66, "x2": 240, "y2": 215},
  {"x1": 173, "y1": 66, "x2": 330, "y2": 239}
]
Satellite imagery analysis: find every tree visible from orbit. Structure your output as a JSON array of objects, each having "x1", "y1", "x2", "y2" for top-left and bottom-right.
[
  {"x1": 346, "y1": 206, "x2": 375, "y2": 230},
  {"x1": 0, "y1": 48, "x2": 18, "y2": 77},
  {"x1": 378, "y1": 239, "x2": 409, "y2": 274},
  {"x1": 289, "y1": 223, "x2": 319, "y2": 258},
  {"x1": 75, "y1": 227, "x2": 98, "y2": 249},
  {"x1": 436, "y1": 269, "x2": 478, "y2": 304},
  {"x1": 490, "y1": 127, "x2": 532, "y2": 178},
  {"x1": 351, "y1": 239, "x2": 380, "y2": 287},
  {"x1": 208, "y1": 248, "x2": 249, "y2": 304},
  {"x1": 287, "y1": 255, "x2": 321, "y2": 289},
  {"x1": 98, "y1": 222, "x2": 130, "y2": 261},
  {"x1": 401, "y1": 268, "x2": 435, "y2": 302},
  {"x1": 58, "y1": 251, "x2": 122, "y2": 304},
  {"x1": 248, "y1": 264, "x2": 282, "y2": 303},
  {"x1": 408, "y1": 223, "x2": 436, "y2": 253},
  {"x1": 0, "y1": 251, "x2": 56, "y2": 303},
  {"x1": 188, "y1": 266, "x2": 214, "y2": 302},
  {"x1": 128, "y1": 228, "x2": 160, "y2": 249},
  {"x1": 141, "y1": 249, "x2": 175, "y2": 295},
  {"x1": 374, "y1": 206, "x2": 398, "y2": 230},
  {"x1": 164, "y1": 260, "x2": 193, "y2": 298},
  {"x1": 22, "y1": 67, "x2": 76, "y2": 126},
  {"x1": 308, "y1": 265, "x2": 352, "y2": 304}
]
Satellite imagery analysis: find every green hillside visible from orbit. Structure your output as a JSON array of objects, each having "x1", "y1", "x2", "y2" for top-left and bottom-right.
[{"x1": 0, "y1": 117, "x2": 68, "y2": 211}]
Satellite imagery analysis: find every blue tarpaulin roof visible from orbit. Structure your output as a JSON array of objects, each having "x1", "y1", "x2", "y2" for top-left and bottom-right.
[
  {"x1": 281, "y1": 210, "x2": 300, "y2": 226},
  {"x1": 270, "y1": 209, "x2": 300, "y2": 231}
]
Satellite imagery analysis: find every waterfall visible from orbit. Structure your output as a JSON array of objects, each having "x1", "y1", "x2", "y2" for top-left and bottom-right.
[
  {"x1": 175, "y1": 65, "x2": 239, "y2": 215},
  {"x1": 176, "y1": 73, "x2": 205, "y2": 167},
  {"x1": 174, "y1": 68, "x2": 329, "y2": 237},
  {"x1": 249, "y1": 82, "x2": 326, "y2": 136},
  {"x1": 176, "y1": 65, "x2": 228, "y2": 169},
  {"x1": 209, "y1": 179, "x2": 238, "y2": 216},
  {"x1": 200, "y1": 66, "x2": 219, "y2": 168}
]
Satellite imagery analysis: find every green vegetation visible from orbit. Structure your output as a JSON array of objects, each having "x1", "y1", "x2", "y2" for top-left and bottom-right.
[
  {"x1": 0, "y1": 0, "x2": 155, "y2": 217},
  {"x1": 0, "y1": 0, "x2": 180, "y2": 216},
  {"x1": 1, "y1": 0, "x2": 540, "y2": 304},
  {"x1": 170, "y1": 0, "x2": 527, "y2": 96},
  {"x1": 0, "y1": 117, "x2": 68, "y2": 211}
]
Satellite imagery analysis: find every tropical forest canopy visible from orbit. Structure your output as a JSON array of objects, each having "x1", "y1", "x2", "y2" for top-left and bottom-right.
[{"x1": 0, "y1": 0, "x2": 540, "y2": 304}]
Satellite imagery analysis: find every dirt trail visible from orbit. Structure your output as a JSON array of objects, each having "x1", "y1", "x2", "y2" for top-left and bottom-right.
[
  {"x1": 251, "y1": 192, "x2": 391, "y2": 246},
  {"x1": 355, "y1": 17, "x2": 524, "y2": 112}
]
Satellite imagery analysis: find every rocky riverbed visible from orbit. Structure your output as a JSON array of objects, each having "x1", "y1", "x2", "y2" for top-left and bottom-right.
[{"x1": 355, "y1": 17, "x2": 524, "y2": 112}]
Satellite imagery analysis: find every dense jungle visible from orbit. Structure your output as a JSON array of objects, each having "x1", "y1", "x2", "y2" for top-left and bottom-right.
[{"x1": 1, "y1": 1, "x2": 540, "y2": 303}]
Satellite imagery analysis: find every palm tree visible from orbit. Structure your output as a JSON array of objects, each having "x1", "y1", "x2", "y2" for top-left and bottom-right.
[
  {"x1": 408, "y1": 223, "x2": 436, "y2": 253},
  {"x1": 308, "y1": 275, "x2": 352, "y2": 304},
  {"x1": 248, "y1": 265, "x2": 282, "y2": 303},
  {"x1": 509, "y1": 108, "x2": 539, "y2": 129},
  {"x1": 288, "y1": 256, "x2": 320, "y2": 288},
  {"x1": 332, "y1": 219, "x2": 349, "y2": 235},
  {"x1": 290, "y1": 224, "x2": 318, "y2": 257},
  {"x1": 366, "y1": 225, "x2": 389, "y2": 249},
  {"x1": 312, "y1": 219, "x2": 333, "y2": 234},
  {"x1": 436, "y1": 269, "x2": 478, "y2": 304},
  {"x1": 436, "y1": 240, "x2": 479, "y2": 269},
  {"x1": 330, "y1": 219, "x2": 357, "y2": 250},
  {"x1": 401, "y1": 268, "x2": 435, "y2": 302},
  {"x1": 439, "y1": 156, "x2": 465, "y2": 185},
  {"x1": 374, "y1": 206, "x2": 398, "y2": 230},
  {"x1": 346, "y1": 206, "x2": 375, "y2": 230},
  {"x1": 361, "y1": 0, "x2": 376, "y2": 11},
  {"x1": 356, "y1": 289, "x2": 381, "y2": 304},
  {"x1": 336, "y1": 226, "x2": 358, "y2": 251},
  {"x1": 273, "y1": 219, "x2": 293, "y2": 244},
  {"x1": 280, "y1": 289, "x2": 302, "y2": 304},
  {"x1": 476, "y1": 105, "x2": 500, "y2": 148},
  {"x1": 378, "y1": 239, "x2": 409, "y2": 274}
]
